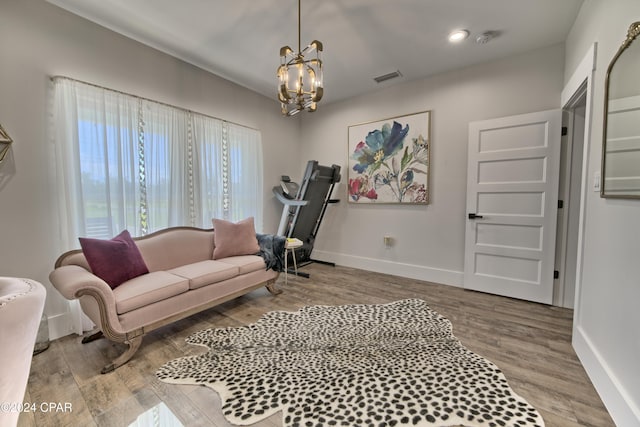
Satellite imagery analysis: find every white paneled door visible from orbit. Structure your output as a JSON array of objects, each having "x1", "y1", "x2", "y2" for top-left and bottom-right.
[{"x1": 464, "y1": 110, "x2": 562, "y2": 304}]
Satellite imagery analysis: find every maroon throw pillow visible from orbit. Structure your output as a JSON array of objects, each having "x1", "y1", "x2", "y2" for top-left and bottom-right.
[
  {"x1": 79, "y1": 230, "x2": 149, "y2": 289},
  {"x1": 212, "y1": 217, "x2": 260, "y2": 260}
]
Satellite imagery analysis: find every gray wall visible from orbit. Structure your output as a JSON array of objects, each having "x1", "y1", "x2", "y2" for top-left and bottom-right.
[
  {"x1": 564, "y1": 1, "x2": 640, "y2": 425},
  {"x1": 299, "y1": 44, "x2": 565, "y2": 285}
]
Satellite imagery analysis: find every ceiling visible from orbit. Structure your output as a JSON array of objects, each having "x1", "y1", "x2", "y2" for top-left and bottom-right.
[{"x1": 46, "y1": 0, "x2": 584, "y2": 106}]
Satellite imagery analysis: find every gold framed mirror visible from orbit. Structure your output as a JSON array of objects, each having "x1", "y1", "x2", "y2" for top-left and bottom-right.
[
  {"x1": 602, "y1": 21, "x2": 640, "y2": 198},
  {"x1": 0, "y1": 123, "x2": 13, "y2": 163}
]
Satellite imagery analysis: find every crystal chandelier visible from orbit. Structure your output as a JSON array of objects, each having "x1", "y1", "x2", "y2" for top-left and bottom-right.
[{"x1": 277, "y1": 0, "x2": 323, "y2": 117}]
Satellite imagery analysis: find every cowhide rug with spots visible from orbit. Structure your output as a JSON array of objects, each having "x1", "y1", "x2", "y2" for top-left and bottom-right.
[{"x1": 156, "y1": 299, "x2": 545, "y2": 427}]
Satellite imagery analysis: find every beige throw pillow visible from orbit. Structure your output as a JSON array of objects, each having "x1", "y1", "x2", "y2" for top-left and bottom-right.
[{"x1": 212, "y1": 217, "x2": 260, "y2": 260}]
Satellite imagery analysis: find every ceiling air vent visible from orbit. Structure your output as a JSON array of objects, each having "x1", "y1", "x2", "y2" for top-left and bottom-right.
[
  {"x1": 476, "y1": 31, "x2": 499, "y2": 44},
  {"x1": 373, "y1": 70, "x2": 402, "y2": 84}
]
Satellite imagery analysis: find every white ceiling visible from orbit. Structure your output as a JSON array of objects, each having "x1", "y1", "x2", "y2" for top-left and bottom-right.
[{"x1": 46, "y1": 0, "x2": 584, "y2": 105}]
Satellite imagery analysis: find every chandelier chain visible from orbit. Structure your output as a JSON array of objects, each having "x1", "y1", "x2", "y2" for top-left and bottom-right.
[{"x1": 298, "y1": 0, "x2": 301, "y2": 53}]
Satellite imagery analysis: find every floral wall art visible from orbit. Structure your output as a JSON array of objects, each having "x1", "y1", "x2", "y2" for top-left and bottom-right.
[{"x1": 348, "y1": 111, "x2": 430, "y2": 204}]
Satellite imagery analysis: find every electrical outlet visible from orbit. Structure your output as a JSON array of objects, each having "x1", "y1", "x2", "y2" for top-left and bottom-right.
[{"x1": 383, "y1": 236, "x2": 393, "y2": 247}]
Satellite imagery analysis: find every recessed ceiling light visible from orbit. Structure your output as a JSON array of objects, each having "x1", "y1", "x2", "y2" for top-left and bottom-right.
[{"x1": 448, "y1": 29, "x2": 469, "y2": 43}]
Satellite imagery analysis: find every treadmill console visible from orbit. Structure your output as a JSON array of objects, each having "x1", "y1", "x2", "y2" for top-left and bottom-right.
[{"x1": 280, "y1": 175, "x2": 299, "y2": 199}]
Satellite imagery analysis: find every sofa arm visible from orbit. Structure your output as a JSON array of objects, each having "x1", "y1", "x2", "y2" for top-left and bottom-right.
[
  {"x1": 49, "y1": 265, "x2": 112, "y2": 300},
  {"x1": 49, "y1": 265, "x2": 125, "y2": 338}
]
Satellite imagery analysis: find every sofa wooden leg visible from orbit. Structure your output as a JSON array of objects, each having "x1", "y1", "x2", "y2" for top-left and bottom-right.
[
  {"x1": 101, "y1": 335, "x2": 143, "y2": 374},
  {"x1": 81, "y1": 330, "x2": 104, "y2": 344},
  {"x1": 265, "y1": 280, "x2": 282, "y2": 295}
]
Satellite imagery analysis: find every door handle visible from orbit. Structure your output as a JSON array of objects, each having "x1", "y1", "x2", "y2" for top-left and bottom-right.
[{"x1": 468, "y1": 213, "x2": 484, "y2": 219}]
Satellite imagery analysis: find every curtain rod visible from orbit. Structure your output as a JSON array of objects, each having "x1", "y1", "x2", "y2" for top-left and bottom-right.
[{"x1": 50, "y1": 75, "x2": 260, "y2": 132}]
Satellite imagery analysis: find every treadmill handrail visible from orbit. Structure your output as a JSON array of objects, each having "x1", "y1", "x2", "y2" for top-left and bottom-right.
[{"x1": 272, "y1": 187, "x2": 308, "y2": 206}]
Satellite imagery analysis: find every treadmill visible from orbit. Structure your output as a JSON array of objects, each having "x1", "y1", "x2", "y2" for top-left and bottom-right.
[{"x1": 272, "y1": 160, "x2": 341, "y2": 275}]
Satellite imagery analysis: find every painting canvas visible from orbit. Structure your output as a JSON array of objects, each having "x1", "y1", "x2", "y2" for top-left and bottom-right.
[{"x1": 348, "y1": 111, "x2": 430, "y2": 204}]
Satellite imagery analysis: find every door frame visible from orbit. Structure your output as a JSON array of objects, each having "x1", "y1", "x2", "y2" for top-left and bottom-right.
[
  {"x1": 560, "y1": 43, "x2": 596, "y2": 321},
  {"x1": 554, "y1": 92, "x2": 587, "y2": 308},
  {"x1": 553, "y1": 110, "x2": 573, "y2": 307}
]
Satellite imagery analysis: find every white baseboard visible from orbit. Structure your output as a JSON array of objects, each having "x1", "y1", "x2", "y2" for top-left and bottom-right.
[
  {"x1": 47, "y1": 312, "x2": 77, "y2": 340},
  {"x1": 573, "y1": 324, "x2": 640, "y2": 427},
  {"x1": 311, "y1": 250, "x2": 464, "y2": 287}
]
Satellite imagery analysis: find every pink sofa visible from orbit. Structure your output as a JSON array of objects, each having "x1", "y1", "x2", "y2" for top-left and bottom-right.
[
  {"x1": 0, "y1": 277, "x2": 46, "y2": 427},
  {"x1": 49, "y1": 226, "x2": 280, "y2": 374}
]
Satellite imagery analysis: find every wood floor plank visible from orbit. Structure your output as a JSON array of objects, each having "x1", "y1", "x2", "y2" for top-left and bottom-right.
[
  {"x1": 23, "y1": 340, "x2": 95, "y2": 427},
  {"x1": 78, "y1": 369, "x2": 135, "y2": 418},
  {"x1": 92, "y1": 395, "x2": 147, "y2": 427},
  {"x1": 19, "y1": 264, "x2": 614, "y2": 426},
  {"x1": 147, "y1": 375, "x2": 216, "y2": 427}
]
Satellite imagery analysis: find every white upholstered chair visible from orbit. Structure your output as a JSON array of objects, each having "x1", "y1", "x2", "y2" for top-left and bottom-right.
[{"x1": 0, "y1": 277, "x2": 46, "y2": 427}]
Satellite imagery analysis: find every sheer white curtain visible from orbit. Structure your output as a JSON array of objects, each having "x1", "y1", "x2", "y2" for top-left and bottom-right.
[
  {"x1": 51, "y1": 77, "x2": 263, "y2": 334},
  {"x1": 51, "y1": 79, "x2": 140, "y2": 333},
  {"x1": 52, "y1": 80, "x2": 140, "y2": 241},
  {"x1": 142, "y1": 101, "x2": 190, "y2": 232},
  {"x1": 228, "y1": 123, "x2": 264, "y2": 231},
  {"x1": 192, "y1": 114, "x2": 225, "y2": 226}
]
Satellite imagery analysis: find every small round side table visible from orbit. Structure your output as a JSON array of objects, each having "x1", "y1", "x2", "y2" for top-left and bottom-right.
[{"x1": 284, "y1": 238, "x2": 303, "y2": 284}]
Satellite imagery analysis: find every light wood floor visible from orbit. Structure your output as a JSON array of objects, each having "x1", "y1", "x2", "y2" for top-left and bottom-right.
[{"x1": 19, "y1": 264, "x2": 614, "y2": 427}]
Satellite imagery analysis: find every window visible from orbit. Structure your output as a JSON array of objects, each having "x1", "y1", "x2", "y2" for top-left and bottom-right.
[{"x1": 52, "y1": 77, "x2": 263, "y2": 240}]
